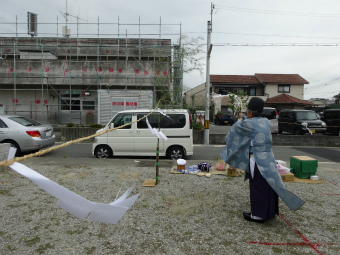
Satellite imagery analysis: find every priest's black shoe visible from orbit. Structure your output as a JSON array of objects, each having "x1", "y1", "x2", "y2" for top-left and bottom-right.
[
  {"x1": 243, "y1": 211, "x2": 251, "y2": 217},
  {"x1": 243, "y1": 211, "x2": 265, "y2": 223}
]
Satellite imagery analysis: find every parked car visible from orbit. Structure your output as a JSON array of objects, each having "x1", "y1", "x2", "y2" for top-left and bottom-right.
[
  {"x1": 322, "y1": 109, "x2": 340, "y2": 136},
  {"x1": 262, "y1": 107, "x2": 279, "y2": 134},
  {"x1": 0, "y1": 115, "x2": 55, "y2": 156},
  {"x1": 278, "y1": 110, "x2": 326, "y2": 135},
  {"x1": 92, "y1": 109, "x2": 193, "y2": 159},
  {"x1": 214, "y1": 112, "x2": 234, "y2": 125}
]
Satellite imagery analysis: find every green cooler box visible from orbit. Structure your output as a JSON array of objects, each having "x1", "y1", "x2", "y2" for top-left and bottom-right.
[{"x1": 290, "y1": 156, "x2": 318, "y2": 179}]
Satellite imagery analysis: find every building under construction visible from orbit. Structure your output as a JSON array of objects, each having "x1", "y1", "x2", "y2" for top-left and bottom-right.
[{"x1": 0, "y1": 16, "x2": 183, "y2": 125}]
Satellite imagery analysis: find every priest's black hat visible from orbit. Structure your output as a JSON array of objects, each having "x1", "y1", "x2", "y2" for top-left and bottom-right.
[{"x1": 247, "y1": 97, "x2": 264, "y2": 112}]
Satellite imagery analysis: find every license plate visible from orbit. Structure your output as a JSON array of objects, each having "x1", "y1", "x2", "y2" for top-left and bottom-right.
[
  {"x1": 310, "y1": 130, "x2": 315, "y2": 133},
  {"x1": 224, "y1": 121, "x2": 228, "y2": 123},
  {"x1": 46, "y1": 131, "x2": 52, "y2": 136}
]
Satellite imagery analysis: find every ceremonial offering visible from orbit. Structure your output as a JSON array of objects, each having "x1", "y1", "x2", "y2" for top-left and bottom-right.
[
  {"x1": 177, "y1": 159, "x2": 186, "y2": 170},
  {"x1": 198, "y1": 162, "x2": 211, "y2": 172},
  {"x1": 290, "y1": 156, "x2": 318, "y2": 179}
]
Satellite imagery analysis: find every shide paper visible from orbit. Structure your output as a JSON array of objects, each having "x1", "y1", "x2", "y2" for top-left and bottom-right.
[
  {"x1": 7, "y1": 148, "x2": 139, "y2": 224},
  {"x1": 146, "y1": 115, "x2": 168, "y2": 140}
]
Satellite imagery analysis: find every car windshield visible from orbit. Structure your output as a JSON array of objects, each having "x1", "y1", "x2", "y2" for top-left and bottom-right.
[
  {"x1": 9, "y1": 117, "x2": 42, "y2": 126},
  {"x1": 296, "y1": 111, "x2": 318, "y2": 120},
  {"x1": 262, "y1": 109, "x2": 276, "y2": 119}
]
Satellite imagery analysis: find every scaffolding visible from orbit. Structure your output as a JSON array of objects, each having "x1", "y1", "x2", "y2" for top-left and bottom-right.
[{"x1": 0, "y1": 16, "x2": 183, "y2": 124}]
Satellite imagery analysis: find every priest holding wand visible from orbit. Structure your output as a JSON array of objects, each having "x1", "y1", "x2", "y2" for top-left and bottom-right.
[{"x1": 221, "y1": 97, "x2": 304, "y2": 223}]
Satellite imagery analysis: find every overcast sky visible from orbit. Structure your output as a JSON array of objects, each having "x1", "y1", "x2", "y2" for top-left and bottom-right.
[{"x1": 1, "y1": 0, "x2": 340, "y2": 99}]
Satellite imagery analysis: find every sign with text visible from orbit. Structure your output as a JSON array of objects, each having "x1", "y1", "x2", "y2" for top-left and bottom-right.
[{"x1": 111, "y1": 97, "x2": 138, "y2": 118}]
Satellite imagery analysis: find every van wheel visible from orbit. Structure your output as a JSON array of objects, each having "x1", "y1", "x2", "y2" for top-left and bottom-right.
[
  {"x1": 95, "y1": 145, "x2": 113, "y2": 159},
  {"x1": 168, "y1": 146, "x2": 185, "y2": 160}
]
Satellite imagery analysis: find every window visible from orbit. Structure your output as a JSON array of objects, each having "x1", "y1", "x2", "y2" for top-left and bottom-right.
[
  {"x1": 0, "y1": 119, "x2": 8, "y2": 128},
  {"x1": 163, "y1": 114, "x2": 186, "y2": 128},
  {"x1": 249, "y1": 87, "x2": 256, "y2": 96},
  {"x1": 111, "y1": 113, "x2": 132, "y2": 129},
  {"x1": 287, "y1": 112, "x2": 295, "y2": 119},
  {"x1": 137, "y1": 113, "x2": 161, "y2": 129},
  {"x1": 262, "y1": 108, "x2": 277, "y2": 120},
  {"x1": 296, "y1": 111, "x2": 318, "y2": 120},
  {"x1": 61, "y1": 100, "x2": 80, "y2": 110},
  {"x1": 278, "y1": 85, "x2": 290, "y2": 93},
  {"x1": 9, "y1": 117, "x2": 42, "y2": 126},
  {"x1": 137, "y1": 113, "x2": 186, "y2": 129},
  {"x1": 60, "y1": 90, "x2": 81, "y2": 97},
  {"x1": 83, "y1": 101, "x2": 95, "y2": 110}
]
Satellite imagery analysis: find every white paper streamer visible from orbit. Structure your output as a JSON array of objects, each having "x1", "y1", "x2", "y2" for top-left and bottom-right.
[
  {"x1": 157, "y1": 108, "x2": 171, "y2": 119},
  {"x1": 7, "y1": 148, "x2": 139, "y2": 224},
  {"x1": 146, "y1": 116, "x2": 168, "y2": 140},
  {"x1": 153, "y1": 128, "x2": 162, "y2": 138},
  {"x1": 157, "y1": 108, "x2": 165, "y2": 115},
  {"x1": 146, "y1": 117, "x2": 155, "y2": 134},
  {"x1": 158, "y1": 131, "x2": 168, "y2": 140}
]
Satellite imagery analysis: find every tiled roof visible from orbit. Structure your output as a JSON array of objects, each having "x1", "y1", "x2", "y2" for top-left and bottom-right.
[
  {"x1": 265, "y1": 94, "x2": 315, "y2": 105},
  {"x1": 255, "y1": 73, "x2": 309, "y2": 85},
  {"x1": 210, "y1": 75, "x2": 261, "y2": 84},
  {"x1": 210, "y1": 74, "x2": 309, "y2": 85}
]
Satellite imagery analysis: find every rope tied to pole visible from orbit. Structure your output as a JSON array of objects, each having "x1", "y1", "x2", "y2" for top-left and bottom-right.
[{"x1": 0, "y1": 101, "x2": 160, "y2": 168}]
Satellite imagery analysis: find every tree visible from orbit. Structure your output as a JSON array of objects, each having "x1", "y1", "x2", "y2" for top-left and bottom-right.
[{"x1": 151, "y1": 35, "x2": 205, "y2": 108}]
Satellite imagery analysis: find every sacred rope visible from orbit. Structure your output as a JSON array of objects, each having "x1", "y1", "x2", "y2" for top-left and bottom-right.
[{"x1": 0, "y1": 101, "x2": 160, "y2": 168}]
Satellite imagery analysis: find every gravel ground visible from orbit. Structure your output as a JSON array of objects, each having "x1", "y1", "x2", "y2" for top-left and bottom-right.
[{"x1": 0, "y1": 158, "x2": 339, "y2": 255}]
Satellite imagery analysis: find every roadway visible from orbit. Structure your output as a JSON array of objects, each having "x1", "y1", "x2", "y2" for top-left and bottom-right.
[
  {"x1": 39, "y1": 143, "x2": 340, "y2": 164},
  {"x1": 37, "y1": 123, "x2": 340, "y2": 163}
]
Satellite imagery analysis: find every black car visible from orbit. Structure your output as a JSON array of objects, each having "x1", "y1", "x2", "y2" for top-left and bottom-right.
[
  {"x1": 322, "y1": 109, "x2": 340, "y2": 136},
  {"x1": 278, "y1": 110, "x2": 326, "y2": 135}
]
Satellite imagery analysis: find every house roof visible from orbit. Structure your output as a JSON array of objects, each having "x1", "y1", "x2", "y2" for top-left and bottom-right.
[
  {"x1": 265, "y1": 93, "x2": 315, "y2": 105},
  {"x1": 210, "y1": 73, "x2": 309, "y2": 85},
  {"x1": 255, "y1": 73, "x2": 309, "y2": 85},
  {"x1": 210, "y1": 75, "x2": 261, "y2": 84}
]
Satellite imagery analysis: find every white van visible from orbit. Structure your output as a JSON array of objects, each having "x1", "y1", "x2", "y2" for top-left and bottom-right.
[{"x1": 92, "y1": 109, "x2": 193, "y2": 159}]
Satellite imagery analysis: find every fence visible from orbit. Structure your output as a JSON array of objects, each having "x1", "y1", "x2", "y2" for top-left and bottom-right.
[{"x1": 1, "y1": 102, "x2": 99, "y2": 125}]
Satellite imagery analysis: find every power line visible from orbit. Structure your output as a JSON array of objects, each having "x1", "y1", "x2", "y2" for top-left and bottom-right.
[
  {"x1": 212, "y1": 32, "x2": 340, "y2": 40},
  {"x1": 213, "y1": 43, "x2": 340, "y2": 46},
  {"x1": 305, "y1": 62, "x2": 340, "y2": 81},
  {"x1": 305, "y1": 77, "x2": 340, "y2": 90},
  {"x1": 214, "y1": 5, "x2": 340, "y2": 18}
]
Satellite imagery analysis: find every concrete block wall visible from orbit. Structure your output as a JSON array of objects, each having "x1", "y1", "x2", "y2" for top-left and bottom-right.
[
  {"x1": 0, "y1": 143, "x2": 10, "y2": 162},
  {"x1": 55, "y1": 129, "x2": 340, "y2": 147},
  {"x1": 60, "y1": 128, "x2": 101, "y2": 143}
]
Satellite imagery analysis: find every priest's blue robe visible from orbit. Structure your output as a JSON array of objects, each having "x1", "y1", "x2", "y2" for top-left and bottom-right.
[{"x1": 221, "y1": 117, "x2": 305, "y2": 211}]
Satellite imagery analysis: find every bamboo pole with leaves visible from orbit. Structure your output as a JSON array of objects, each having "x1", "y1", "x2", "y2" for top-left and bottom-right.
[
  {"x1": 155, "y1": 111, "x2": 162, "y2": 184},
  {"x1": 156, "y1": 137, "x2": 160, "y2": 184}
]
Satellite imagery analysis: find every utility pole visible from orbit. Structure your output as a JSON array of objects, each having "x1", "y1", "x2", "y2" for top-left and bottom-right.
[{"x1": 204, "y1": 3, "x2": 214, "y2": 145}]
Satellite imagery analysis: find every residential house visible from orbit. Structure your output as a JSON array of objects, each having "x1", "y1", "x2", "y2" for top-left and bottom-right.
[
  {"x1": 265, "y1": 94, "x2": 315, "y2": 112},
  {"x1": 307, "y1": 98, "x2": 335, "y2": 112},
  {"x1": 184, "y1": 73, "x2": 309, "y2": 114}
]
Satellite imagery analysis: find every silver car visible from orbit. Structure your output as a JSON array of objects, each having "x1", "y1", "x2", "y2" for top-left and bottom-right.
[{"x1": 0, "y1": 115, "x2": 55, "y2": 155}]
